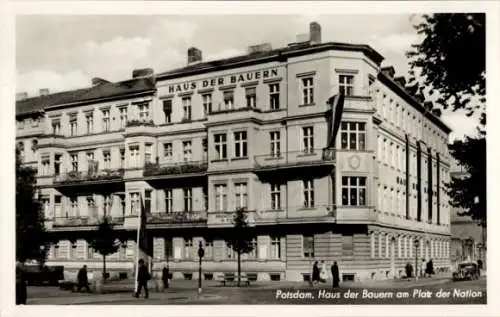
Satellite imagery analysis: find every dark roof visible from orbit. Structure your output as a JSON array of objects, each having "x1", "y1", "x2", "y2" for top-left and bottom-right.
[
  {"x1": 16, "y1": 77, "x2": 156, "y2": 117},
  {"x1": 157, "y1": 42, "x2": 384, "y2": 80}
]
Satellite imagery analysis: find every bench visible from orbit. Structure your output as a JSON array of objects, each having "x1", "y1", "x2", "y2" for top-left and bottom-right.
[{"x1": 218, "y1": 272, "x2": 255, "y2": 286}]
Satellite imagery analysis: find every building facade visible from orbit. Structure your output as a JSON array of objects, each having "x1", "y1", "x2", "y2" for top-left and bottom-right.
[{"x1": 16, "y1": 22, "x2": 453, "y2": 282}]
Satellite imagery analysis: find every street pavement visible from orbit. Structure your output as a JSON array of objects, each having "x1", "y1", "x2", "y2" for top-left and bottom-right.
[{"x1": 25, "y1": 276, "x2": 486, "y2": 305}]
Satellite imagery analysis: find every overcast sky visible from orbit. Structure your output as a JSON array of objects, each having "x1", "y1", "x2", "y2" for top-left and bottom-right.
[{"x1": 16, "y1": 14, "x2": 478, "y2": 140}]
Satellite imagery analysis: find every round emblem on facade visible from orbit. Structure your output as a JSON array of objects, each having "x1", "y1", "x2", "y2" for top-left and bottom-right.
[{"x1": 348, "y1": 155, "x2": 361, "y2": 170}]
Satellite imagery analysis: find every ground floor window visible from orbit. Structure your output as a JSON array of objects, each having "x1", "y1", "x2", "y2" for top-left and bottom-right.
[{"x1": 303, "y1": 235, "x2": 315, "y2": 258}]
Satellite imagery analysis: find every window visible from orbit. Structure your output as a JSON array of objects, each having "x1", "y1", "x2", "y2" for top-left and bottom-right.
[
  {"x1": 120, "y1": 148, "x2": 125, "y2": 168},
  {"x1": 119, "y1": 107, "x2": 128, "y2": 128},
  {"x1": 145, "y1": 143, "x2": 152, "y2": 164},
  {"x1": 303, "y1": 179, "x2": 315, "y2": 208},
  {"x1": 85, "y1": 112, "x2": 93, "y2": 134},
  {"x1": 182, "y1": 141, "x2": 192, "y2": 162},
  {"x1": 103, "y1": 151, "x2": 111, "y2": 169},
  {"x1": 223, "y1": 91, "x2": 234, "y2": 110},
  {"x1": 270, "y1": 236, "x2": 281, "y2": 259},
  {"x1": 202, "y1": 94, "x2": 212, "y2": 117},
  {"x1": 204, "y1": 238, "x2": 213, "y2": 259},
  {"x1": 163, "y1": 100, "x2": 172, "y2": 123},
  {"x1": 245, "y1": 87, "x2": 256, "y2": 108},
  {"x1": 202, "y1": 138, "x2": 208, "y2": 160},
  {"x1": 301, "y1": 77, "x2": 314, "y2": 105},
  {"x1": 163, "y1": 143, "x2": 173, "y2": 160},
  {"x1": 342, "y1": 234, "x2": 354, "y2": 257},
  {"x1": 54, "y1": 154, "x2": 62, "y2": 176},
  {"x1": 215, "y1": 184, "x2": 227, "y2": 211},
  {"x1": 341, "y1": 122, "x2": 366, "y2": 150},
  {"x1": 102, "y1": 109, "x2": 110, "y2": 132},
  {"x1": 234, "y1": 183, "x2": 248, "y2": 209},
  {"x1": 52, "y1": 119, "x2": 61, "y2": 135},
  {"x1": 164, "y1": 189, "x2": 173, "y2": 213},
  {"x1": 270, "y1": 183, "x2": 281, "y2": 210},
  {"x1": 269, "y1": 83, "x2": 280, "y2": 110},
  {"x1": 269, "y1": 131, "x2": 280, "y2": 157},
  {"x1": 302, "y1": 126, "x2": 314, "y2": 153},
  {"x1": 144, "y1": 190, "x2": 151, "y2": 213},
  {"x1": 71, "y1": 154, "x2": 78, "y2": 172},
  {"x1": 41, "y1": 156, "x2": 50, "y2": 176},
  {"x1": 303, "y1": 235, "x2": 314, "y2": 258},
  {"x1": 70, "y1": 117, "x2": 77, "y2": 136},
  {"x1": 339, "y1": 74, "x2": 354, "y2": 96},
  {"x1": 182, "y1": 97, "x2": 192, "y2": 121},
  {"x1": 183, "y1": 238, "x2": 193, "y2": 259},
  {"x1": 139, "y1": 104, "x2": 149, "y2": 121},
  {"x1": 234, "y1": 131, "x2": 248, "y2": 158},
  {"x1": 226, "y1": 241, "x2": 235, "y2": 259},
  {"x1": 342, "y1": 177, "x2": 367, "y2": 206},
  {"x1": 70, "y1": 197, "x2": 78, "y2": 217},
  {"x1": 203, "y1": 186, "x2": 208, "y2": 211},
  {"x1": 214, "y1": 133, "x2": 227, "y2": 160},
  {"x1": 249, "y1": 238, "x2": 258, "y2": 258},
  {"x1": 183, "y1": 188, "x2": 192, "y2": 212},
  {"x1": 129, "y1": 145, "x2": 140, "y2": 168},
  {"x1": 164, "y1": 237, "x2": 173, "y2": 259}
]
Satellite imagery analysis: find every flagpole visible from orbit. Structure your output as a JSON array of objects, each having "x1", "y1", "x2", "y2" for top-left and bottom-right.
[{"x1": 134, "y1": 195, "x2": 142, "y2": 294}]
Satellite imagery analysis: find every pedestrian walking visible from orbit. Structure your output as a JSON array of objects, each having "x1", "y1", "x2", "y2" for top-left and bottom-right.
[
  {"x1": 162, "y1": 265, "x2": 169, "y2": 289},
  {"x1": 134, "y1": 259, "x2": 150, "y2": 299},
  {"x1": 421, "y1": 259, "x2": 426, "y2": 277},
  {"x1": 331, "y1": 261, "x2": 340, "y2": 288},
  {"x1": 311, "y1": 261, "x2": 320, "y2": 285},
  {"x1": 16, "y1": 261, "x2": 27, "y2": 305},
  {"x1": 77, "y1": 265, "x2": 90, "y2": 292}
]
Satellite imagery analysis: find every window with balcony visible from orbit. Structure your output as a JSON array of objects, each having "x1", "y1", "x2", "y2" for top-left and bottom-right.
[
  {"x1": 303, "y1": 235, "x2": 314, "y2": 258},
  {"x1": 269, "y1": 83, "x2": 280, "y2": 110},
  {"x1": 52, "y1": 119, "x2": 61, "y2": 135},
  {"x1": 341, "y1": 176, "x2": 367, "y2": 206},
  {"x1": 183, "y1": 238, "x2": 193, "y2": 259},
  {"x1": 182, "y1": 141, "x2": 192, "y2": 162},
  {"x1": 270, "y1": 236, "x2": 282, "y2": 259},
  {"x1": 235, "y1": 183, "x2": 248, "y2": 210},
  {"x1": 245, "y1": 87, "x2": 256, "y2": 108},
  {"x1": 269, "y1": 131, "x2": 280, "y2": 157},
  {"x1": 163, "y1": 99, "x2": 172, "y2": 123},
  {"x1": 103, "y1": 151, "x2": 111, "y2": 169},
  {"x1": 138, "y1": 104, "x2": 149, "y2": 121},
  {"x1": 41, "y1": 156, "x2": 50, "y2": 176},
  {"x1": 102, "y1": 109, "x2": 110, "y2": 132},
  {"x1": 164, "y1": 189, "x2": 173, "y2": 213},
  {"x1": 270, "y1": 183, "x2": 281, "y2": 210},
  {"x1": 119, "y1": 107, "x2": 128, "y2": 129},
  {"x1": 234, "y1": 131, "x2": 247, "y2": 158},
  {"x1": 129, "y1": 145, "x2": 140, "y2": 168},
  {"x1": 54, "y1": 154, "x2": 62, "y2": 176},
  {"x1": 70, "y1": 118, "x2": 78, "y2": 137},
  {"x1": 70, "y1": 154, "x2": 78, "y2": 172},
  {"x1": 183, "y1": 188, "x2": 192, "y2": 212},
  {"x1": 339, "y1": 74, "x2": 354, "y2": 96},
  {"x1": 202, "y1": 94, "x2": 212, "y2": 117},
  {"x1": 223, "y1": 91, "x2": 234, "y2": 110},
  {"x1": 302, "y1": 126, "x2": 314, "y2": 153},
  {"x1": 303, "y1": 179, "x2": 315, "y2": 208},
  {"x1": 214, "y1": 133, "x2": 227, "y2": 160},
  {"x1": 341, "y1": 122, "x2": 366, "y2": 150},
  {"x1": 301, "y1": 77, "x2": 314, "y2": 105},
  {"x1": 163, "y1": 142, "x2": 173, "y2": 160},
  {"x1": 85, "y1": 113, "x2": 93, "y2": 134},
  {"x1": 215, "y1": 184, "x2": 227, "y2": 211},
  {"x1": 182, "y1": 97, "x2": 192, "y2": 121}
]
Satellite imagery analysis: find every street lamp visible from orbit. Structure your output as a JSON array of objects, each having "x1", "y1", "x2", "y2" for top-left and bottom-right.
[
  {"x1": 414, "y1": 238, "x2": 420, "y2": 281},
  {"x1": 197, "y1": 241, "x2": 205, "y2": 294}
]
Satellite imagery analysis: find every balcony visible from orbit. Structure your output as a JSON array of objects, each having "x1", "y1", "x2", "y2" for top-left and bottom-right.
[
  {"x1": 143, "y1": 160, "x2": 208, "y2": 177},
  {"x1": 51, "y1": 215, "x2": 125, "y2": 228},
  {"x1": 53, "y1": 168, "x2": 124, "y2": 185},
  {"x1": 148, "y1": 211, "x2": 208, "y2": 224}
]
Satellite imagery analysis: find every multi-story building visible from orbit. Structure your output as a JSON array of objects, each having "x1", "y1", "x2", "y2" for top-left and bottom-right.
[{"x1": 16, "y1": 22, "x2": 453, "y2": 282}]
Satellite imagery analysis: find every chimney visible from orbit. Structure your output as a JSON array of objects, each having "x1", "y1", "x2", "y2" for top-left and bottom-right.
[
  {"x1": 431, "y1": 108, "x2": 442, "y2": 117},
  {"x1": 132, "y1": 68, "x2": 154, "y2": 78},
  {"x1": 381, "y1": 66, "x2": 396, "y2": 78},
  {"x1": 39, "y1": 88, "x2": 49, "y2": 96},
  {"x1": 394, "y1": 76, "x2": 406, "y2": 87},
  {"x1": 309, "y1": 22, "x2": 321, "y2": 44},
  {"x1": 424, "y1": 101, "x2": 433, "y2": 110},
  {"x1": 91, "y1": 77, "x2": 110, "y2": 86},
  {"x1": 187, "y1": 47, "x2": 202, "y2": 64},
  {"x1": 248, "y1": 43, "x2": 273, "y2": 54},
  {"x1": 16, "y1": 92, "x2": 28, "y2": 101}
]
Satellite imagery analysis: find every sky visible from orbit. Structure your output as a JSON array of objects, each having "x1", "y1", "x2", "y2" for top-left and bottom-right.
[{"x1": 16, "y1": 14, "x2": 479, "y2": 140}]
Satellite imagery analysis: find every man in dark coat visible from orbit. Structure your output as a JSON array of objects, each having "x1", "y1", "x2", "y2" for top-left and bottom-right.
[
  {"x1": 312, "y1": 261, "x2": 320, "y2": 285},
  {"x1": 331, "y1": 262, "x2": 340, "y2": 288},
  {"x1": 134, "y1": 259, "x2": 150, "y2": 298},
  {"x1": 16, "y1": 262, "x2": 27, "y2": 305},
  {"x1": 77, "y1": 265, "x2": 90, "y2": 292},
  {"x1": 162, "y1": 266, "x2": 169, "y2": 289}
]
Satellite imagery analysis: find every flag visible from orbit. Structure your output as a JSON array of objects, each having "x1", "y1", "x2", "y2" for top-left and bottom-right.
[
  {"x1": 326, "y1": 89, "x2": 345, "y2": 148},
  {"x1": 137, "y1": 193, "x2": 153, "y2": 256}
]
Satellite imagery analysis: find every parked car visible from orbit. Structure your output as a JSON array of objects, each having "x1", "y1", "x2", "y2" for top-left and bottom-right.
[
  {"x1": 452, "y1": 261, "x2": 479, "y2": 281},
  {"x1": 24, "y1": 264, "x2": 64, "y2": 286}
]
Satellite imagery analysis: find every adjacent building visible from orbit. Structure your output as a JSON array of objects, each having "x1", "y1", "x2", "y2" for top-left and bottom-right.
[{"x1": 16, "y1": 22, "x2": 453, "y2": 282}]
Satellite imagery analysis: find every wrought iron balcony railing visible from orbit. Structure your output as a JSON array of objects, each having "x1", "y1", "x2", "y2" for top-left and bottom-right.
[
  {"x1": 147, "y1": 210, "x2": 208, "y2": 224},
  {"x1": 254, "y1": 148, "x2": 335, "y2": 169},
  {"x1": 53, "y1": 168, "x2": 124, "y2": 184},
  {"x1": 126, "y1": 119, "x2": 155, "y2": 127},
  {"x1": 143, "y1": 160, "x2": 208, "y2": 177},
  {"x1": 51, "y1": 215, "x2": 125, "y2": 227}
]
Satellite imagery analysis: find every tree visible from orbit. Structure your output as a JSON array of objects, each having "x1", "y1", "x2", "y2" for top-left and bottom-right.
[
  {"x1": 406, "y1": 13, "x2": 486, "y2": 226},
  {"x1": 16, "y1": 147, "x2": 48, "y2": 263},
  {"x1": 229, "y1": 207, "x2": 254, "y2": 286},
  {"x1": 88, "y1": 217, "x2": 120, "y2": 282}
]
